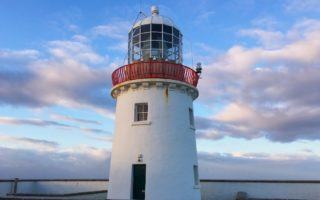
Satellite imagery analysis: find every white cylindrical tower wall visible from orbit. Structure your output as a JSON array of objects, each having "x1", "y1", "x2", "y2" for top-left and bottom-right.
[{"x1": 108, "y1": 79, "x2": 200, "y2": 200}]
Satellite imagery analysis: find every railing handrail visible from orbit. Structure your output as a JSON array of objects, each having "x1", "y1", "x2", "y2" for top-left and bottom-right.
[
  {"x1": 111, "y1": 61, "x2": 199, "y2": 87},
  {"x1": 1, "y1": 178, "x2": 320, "y2": 184}
]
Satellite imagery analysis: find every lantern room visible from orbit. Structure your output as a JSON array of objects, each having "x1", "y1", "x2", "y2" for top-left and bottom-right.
[{"x1": 128, "y1": 6, "x2": 183, "y2": 64}]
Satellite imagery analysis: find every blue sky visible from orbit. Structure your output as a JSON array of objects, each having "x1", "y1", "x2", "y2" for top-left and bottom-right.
[{"x1": 1, "y1": 0, "x2": 320, "y2": 179}]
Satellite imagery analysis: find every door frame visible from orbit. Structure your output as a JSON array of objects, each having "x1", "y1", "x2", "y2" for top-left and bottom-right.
[{"x1": 131, "y1": 164, "x2": 146, "y2": 200}]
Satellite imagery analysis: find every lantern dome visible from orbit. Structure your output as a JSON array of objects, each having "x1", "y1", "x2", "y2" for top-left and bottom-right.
[
  {"x1": 128, "y1": 6, "x2": 183, "y2": 64},
  {"x1": 132, "y1": 6, "x2": 178, "y2": 29}
]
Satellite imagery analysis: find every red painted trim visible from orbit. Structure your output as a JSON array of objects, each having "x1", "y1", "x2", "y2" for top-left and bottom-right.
[{"x1": 111, "y1": 61, "x2": 199, "y2": 87}]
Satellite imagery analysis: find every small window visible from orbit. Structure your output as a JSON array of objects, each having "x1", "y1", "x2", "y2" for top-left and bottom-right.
[
  {"x1": 135, "y1": 103, "x2": 148, "y2": 121},
  {"x1": 193, "y1": 165, "x2": 199, "y2": 185},
  {"x1": 189, "y1": 108, "x2": 194, "y2": 127}
]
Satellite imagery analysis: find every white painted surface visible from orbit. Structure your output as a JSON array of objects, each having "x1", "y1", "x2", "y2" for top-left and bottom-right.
[{"x1": 108, "y1": 80, "x2": 201, "y2": 200}]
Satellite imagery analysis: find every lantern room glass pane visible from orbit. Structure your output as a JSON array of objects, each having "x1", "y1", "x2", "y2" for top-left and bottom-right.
[
  {"x1": 141, "y1": 33, "x2": 150, "y2": 41},
  {"x1": 163, "y1": 33, "x2": 172, "y2": 42},
  {"x1": 151, "y1": 49, "x2": 162, "y2": 58},
  {"x1": 152, "y1": 41, "x2": 162, "y2": 49},
  {"x1": 128, "y1": 31, "x2": 132, "y2": 40},
  {"x1": 141, "y1": 41, "x2": 151, "y2": 49},
  {"x1": 163, "y1": 25, "x2": 172, "y2": 34},
  {"x1": 141, "y1": 50, "x2": 150, "y2": 60},
  {"x1": 173, "y1": 36, "x2": 179, "y2": 45},
  {"x1": 163, "y1": 42, "x2": 172, "y2": 49},
  {"x1": 141, "y1": 24, "x2": 150, "y2": 33},
  {"x1": 152, "y1": 32, "x2": 162, "y2": 40},
  {"x1": 173, "y1": 27, "x2": 179, "y2": 37},
  {"x1": 133, "y1": 52, "x2": 141, "y2": 61},
  {"x1": 152, "y1": 24, "x2": 162, "y2": 32},
  {"x1": 133, "y1": 35, "x2": 140, "y2": 44},
  {"x1": 133, "y1": 27, "x2": 140, "y2": 36}
]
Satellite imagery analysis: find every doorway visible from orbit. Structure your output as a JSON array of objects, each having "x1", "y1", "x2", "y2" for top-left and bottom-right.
[{"x1": 132, "y1": 164, "x2": 146, "y2": 199}]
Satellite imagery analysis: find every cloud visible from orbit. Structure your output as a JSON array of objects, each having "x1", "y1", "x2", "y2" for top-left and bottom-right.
[
  {"x1": 239, "y1": 18, "x2": 320, "y2": 49},
  {"x1": 0, "y1": 49, "x2": 39, "y2": 60},
  {"x1": 250, "y1": 17, "x2": 279, "y2": 29},
  {"x1": 0, "y1": 36, "x2": 115, "y2": 118},
  {"x1": 239, "y1": 29, "x2": 284, "y2": 48},
  {"x1": 0, "y1": 146, "x2": 110, "y2": 179},
  {"x1": 51, "y1": 114, "x2": 102, "y2": 125},
  {"x1": 47, "y1": 39, "x2": 105, "y2": 64},
  {"x1": 0, "y1": 117, "x2": 72, "y2": 127},
  {"x1": 197, "y1": 19, "x2": 320, "y2": 142},
  {"x1": 0, "y1": 49, "x2": 40, "y2": 70},
  {"x1": 0, "y1": 116, "x2": 111, "y2": 137},
  {"x1": 285, "y1": 0, "x2": 320, "y2": 12},
  {"x1": 1, "y1": 142, "x2": 319, "y2": 180},
  {"x1": 92, "y1": 21, "x2": 131, "y2": 40},
  {"x1": 0, "y1": 135, "x2": 59, "y2": 151},
  {"x1": 91, "y1": 21, "x2": 131, "y2": 53},
  {"x1": 196, "y1": 130, "x2": 225, "y2": 141},
  {"x1": 195, "y1": 10, "x2": 215, "y2": 23},
  {"x1": 198, "y1": 151, "x2": 320, "y2": 179}
]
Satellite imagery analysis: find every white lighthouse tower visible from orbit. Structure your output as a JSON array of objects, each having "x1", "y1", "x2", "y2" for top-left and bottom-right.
[{"x1": 108, "y1": 6, "x2": 201, "y2": 200}]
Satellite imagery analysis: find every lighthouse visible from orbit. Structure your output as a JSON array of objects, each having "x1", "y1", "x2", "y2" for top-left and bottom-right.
[{"x1": 108, "y1": 6, "x2": 201, "y2": 200}]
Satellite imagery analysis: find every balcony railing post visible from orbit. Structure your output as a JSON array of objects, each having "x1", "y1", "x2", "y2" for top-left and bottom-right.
[{"x1": 11, "y1": 178, "x2": 18, "y2": 194}]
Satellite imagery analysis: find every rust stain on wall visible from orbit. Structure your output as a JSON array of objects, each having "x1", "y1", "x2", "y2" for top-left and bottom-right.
[{"x1": 164, "y1": 86, "x2": 169, "y2": 103}]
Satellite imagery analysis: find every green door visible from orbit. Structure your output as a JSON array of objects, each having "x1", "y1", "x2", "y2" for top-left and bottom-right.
[{"x1": 132, "y1": 164, "x2": 146, "y2": 199}]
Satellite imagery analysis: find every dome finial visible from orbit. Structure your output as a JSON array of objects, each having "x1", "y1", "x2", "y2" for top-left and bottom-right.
[{"x1": 151, "y1": 5, "x2": 159, "y2": 15}]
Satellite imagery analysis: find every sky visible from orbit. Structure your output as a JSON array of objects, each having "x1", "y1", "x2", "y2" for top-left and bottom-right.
[{"x1": 0, "y1": 0, "x2": 320, "y2": 180}]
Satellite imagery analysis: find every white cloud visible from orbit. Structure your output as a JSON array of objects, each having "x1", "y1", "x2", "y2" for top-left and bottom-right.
[
  {"x1": 198, "y1": 151, "x2": 320, "y2": 179},
  {"x1": 48, "y1": 39, "x2": 105, "y2": 64},
  {"x1": 285, "y1": 0, "x2": 320, "y2": 12},
  {"x1": 92, "y1": 21, "x2": 131, "y2": 40},
  {"x1": 1, "y1": 138, "x2": 319, "y2": 179},
  {"x1": 0, "y1": 117, "x2": 72, "y2": 127},
  {"x1": 0, "y1": 36, "x2": 115, "y2": 118},
  {"x1": 0, "y1": 145, "x2": 110, "y2": 179},
  {"x1": 0, "y1": 49, "x2": 39, "y2": 60},
  {"x1": 251, "y1": 17, "x2": 279, "y2": 29},
  {"x1": 51, "y1": 113, "x2": 102, "y2": 125},
  {"x1": 197, "y1": 19, "x2": 320, "y2": 142},
  {"x1": 0, "y1": 135, "x2": 59, "y2": 151},
  {"x1": 0, "y1": 116, "x2": 111, "y2": 137},
  {"x1": 239, "y1": 29, "x2": 284, "y2": 48}
]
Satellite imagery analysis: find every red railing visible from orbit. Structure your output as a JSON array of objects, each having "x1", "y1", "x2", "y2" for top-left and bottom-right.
[{"x1": 112, "y1": 61, "x2": 199, "y2": 87}]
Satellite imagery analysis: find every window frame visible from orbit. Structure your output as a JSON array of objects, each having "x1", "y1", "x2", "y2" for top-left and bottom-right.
[
  {"x1": 134, "y1": 103, "x2": 148, "y2": 122},
  {"x1": 128, "y1": 24, "x2": 182, "y2": 63}
]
